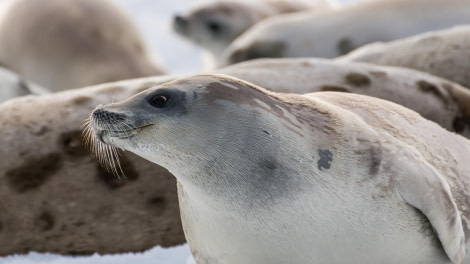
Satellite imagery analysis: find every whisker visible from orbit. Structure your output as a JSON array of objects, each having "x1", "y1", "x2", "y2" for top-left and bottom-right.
[{"x1": 81, "y1": 115, "x2": 126, "y2": 179}]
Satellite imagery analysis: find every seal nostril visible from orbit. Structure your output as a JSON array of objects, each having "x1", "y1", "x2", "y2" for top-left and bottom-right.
[
  {"x1": 92, "y1": 108, "x2": 127, "y2": 123},
  {"x1": 174, "y1": 15, "x2": 187, "y2": 26}
]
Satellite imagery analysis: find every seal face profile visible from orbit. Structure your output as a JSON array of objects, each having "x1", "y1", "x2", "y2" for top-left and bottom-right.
[
  {"x1": 172, "y1": 0, "x2": 331, "y2": 66},
  {"x1": 87, "y1": 74, "x2": 470, "y2": 264}
]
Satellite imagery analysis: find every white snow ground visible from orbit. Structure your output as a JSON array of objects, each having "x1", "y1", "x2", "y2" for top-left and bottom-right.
[
  {"x1": 114, "y1": 0, "x2": 207, "y2": 74},
  {"x1": 1, "y1": 245, "x2": 193, "y2": 264},
  {"x1": 0, "y1": 0, "x2": 353, "y2": 263}
]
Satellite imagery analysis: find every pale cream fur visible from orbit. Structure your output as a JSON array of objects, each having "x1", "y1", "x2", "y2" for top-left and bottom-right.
[
  {"x1": 338, "y1": 25, "x2": 470, "y2": 89},
  {"x1": 173, "y1": 0, "x2": 334, "y2": 68},
  {"x1": 0, "y1": 0, "x2": 164, "y2": 92},
  {"x1": 218, "y1": 0, "x2": 470, "y2": 66}
]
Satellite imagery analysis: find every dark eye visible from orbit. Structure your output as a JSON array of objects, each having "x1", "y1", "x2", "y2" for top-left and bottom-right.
[
  {"x1": 206, "y1": 21, "x2": 220, "y2": 33},
  {"x1": 149, "y1": 94, "x2": 170, "y2": 108}
]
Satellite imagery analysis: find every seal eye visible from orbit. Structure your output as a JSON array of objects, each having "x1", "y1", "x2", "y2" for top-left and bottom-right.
[
  {"x1": 206, "y1": 21, "x2": 221, "y2": 34},
  {"x1": 149, "y1": 94, "x2": 170, "y2": 108}
]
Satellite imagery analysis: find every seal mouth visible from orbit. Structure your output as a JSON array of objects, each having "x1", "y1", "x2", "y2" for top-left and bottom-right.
[
  {"x1": 82, "y1": 119, "x2": 154, "y2": 178},
  {"x1": 97, "y1": 124, "x2": 154, "y2": 143}
]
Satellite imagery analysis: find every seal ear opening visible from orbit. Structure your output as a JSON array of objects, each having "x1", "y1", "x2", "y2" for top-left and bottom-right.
[{"x1": 395, "y1": 152, "x2": 466, "y2": 264}]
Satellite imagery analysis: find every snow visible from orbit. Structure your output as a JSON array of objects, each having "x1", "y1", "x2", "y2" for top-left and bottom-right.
[
  {"x1": 0, "y1": 0, "x2": 354, "y2": 263},
  {"x1": 1, "y1": 245, "x2": 192, "y2": 264},
  {"x1": 113, "y1": 0, "x2": 206, "y2": 74}
]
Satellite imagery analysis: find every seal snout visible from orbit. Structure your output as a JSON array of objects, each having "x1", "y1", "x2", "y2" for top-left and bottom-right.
[
  {"x1": 173, "y1": 14, "x2": 188, "y2": 33},
  {"x1": 92, "y1": 108, "x2": 127, "y2": 124},
  {"x1": 90, "y1": 107, "x2": 133, "y2": 143}
]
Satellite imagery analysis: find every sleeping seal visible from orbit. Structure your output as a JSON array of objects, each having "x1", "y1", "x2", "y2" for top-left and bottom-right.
[
  {"x1": 218, "y1": 0, "x2": 470, "y2": 66},
  {"x1": 0, "y1": 0, "x2": 164, "y2": 91},
  {"x1": 172, "y1": 0, "x2": 334, "y2": 68},
  {"x1": 338, "y1": 25, "x2": 470, "y2": 90}
]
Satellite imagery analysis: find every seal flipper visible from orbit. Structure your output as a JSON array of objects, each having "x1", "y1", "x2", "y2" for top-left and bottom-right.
[{"x1": 394, "y1": 152, "x2": 466, "y2": 264}]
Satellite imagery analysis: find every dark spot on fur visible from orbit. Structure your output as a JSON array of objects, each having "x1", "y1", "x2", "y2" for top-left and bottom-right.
[
  {"x1": 229, "y1": 41, "x2": 285, "y2": 64},
  {"x1": 31, "y1": 126, "x2": 49, "y2": 136},
  {"x1": 147, "y1": 196, "x2": 166, "y2": 216},
  {"x1": 0, "y1": 219, "x2": 3, "y2": 233},
  {"x1": 417, "y1": 80, "x2": 439, "y2": 94},
  {"x1": 37, "y1": 211, "x2": 54, "y2": 231},
  {"x1": 320, "y1": 85, "x2": 351, "y2": 93},
  {"x1": 262, "y1": 159, "x2": 278, "y2": 171},
  {"x1": 453, "y1": 117, "x2": 468, "y2": 133},
  {"x1": 6, "y1": 153, "x2": 63, "y2": 192},
  {"x1": 71, "y1": 96, "x2": 92, "y2": 105},
  {"x1": 96, "y1": 154, "x2": 139, "y2": 189},
  {"x1": 337, "y1": 37, "x2": 355, "y2": 55},
  {"x1": 444, "y1": 83, "x2": 470, "y2": 134},
  {"x1": 345, "y1": 73, "x2": 371, "y2": 87},
  {"x1": 318, "y1": 149, "x2": 333, "y2": 171},
  {"x1": 59, "y1": 130, "x2": 89, "y2": 158},
  {"x1": 262, "y1": 130, "x2": 270, "y2": 135},
  {"x1": 416, "y1": 80, "x2": 448, "y2": 105},
  {"x1": 369, "y1": 147, "x2": 382, "y2": 175}
]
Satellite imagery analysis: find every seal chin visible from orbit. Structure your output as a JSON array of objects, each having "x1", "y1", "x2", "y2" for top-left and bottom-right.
[
  {"x1": 95, "y1": 129, "x2": 106, "y2": 144},
  {"x1": 96, "y1": 124, "x2": 154, "y2": 145}
]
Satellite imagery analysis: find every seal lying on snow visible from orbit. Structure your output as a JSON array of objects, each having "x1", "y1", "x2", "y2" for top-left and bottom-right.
[
  {"x1": 0, "y1": 0, "x2": 164, "y2": 91},
  {"x1": 172, "y1": 0, "x2": 334, "y2": 67},
  {"x1": 338, "y1": 25, "x2": 470, "y2": 90},
  {"x1": 87, "y1": 74, "x2": 470, "y2": 264},
  {"x1": 218, "y1": 0, "x2": 470, "y2": 66},
  {"x1": 0, "y1": 75, "x2": 185, "y2": 256},
  {"x1": 218, "y1": 58, "x2": 470, "y2": 138}
]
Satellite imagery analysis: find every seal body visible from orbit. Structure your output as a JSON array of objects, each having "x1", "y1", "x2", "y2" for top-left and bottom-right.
[
  {"x1": 219, "y1": 58, "x2": 470, "y2": 138},
  {"x1": 89, "y1": 74, "x2": 470, "y2": 264},
  {"x1": 218, "y1": 0, "x2": 470, "y2": 66},
  {"x1": 0, "y1": 75, "x2": 184, "y2": 256},
  {"x1": 172, "y1": 0, "x2": 333, "y2": 68},
  {"x1": 338, "y1": 25, "x2": 470, "y2": 90},
  {"x1": 0, "y1": 0, "x2": 164, "y2": 91}
]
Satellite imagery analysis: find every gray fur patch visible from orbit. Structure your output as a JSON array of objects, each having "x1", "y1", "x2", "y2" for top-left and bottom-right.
[
  {"x1": 317, "y1": 149, "x2": 332, "y2": 171},
  {"x1": 337, "y1": 37, "x2": 355, "y2": 55}
]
